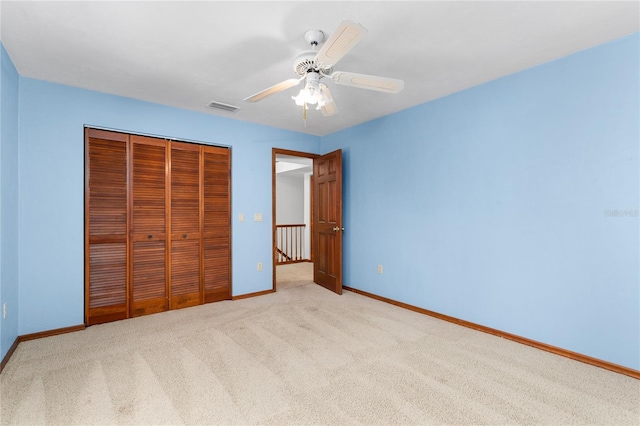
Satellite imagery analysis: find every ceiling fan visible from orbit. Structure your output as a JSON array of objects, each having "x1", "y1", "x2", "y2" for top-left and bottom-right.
[{"x1": 243, "y1": 20, "x2": 405, "y2": 118}]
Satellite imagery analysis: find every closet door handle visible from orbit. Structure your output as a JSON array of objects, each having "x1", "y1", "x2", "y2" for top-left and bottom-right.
[
  {"x1": 147, "y1": 235, "x2": 153, "y2": 240},
  {"x1": 182, "y1": 234, "x2": 187, "y2": 239}
]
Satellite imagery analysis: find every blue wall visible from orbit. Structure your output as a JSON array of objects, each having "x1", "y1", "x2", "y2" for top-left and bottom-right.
[
  {"x1": 17, "y1": 78, "x2": 319, "y2": 336},
  {"x1": 322, "y1": 33, "x2": 640, "y2": 370},
  {"x1": 0, "y1": 43, "x2": 20, "y2": 361}
]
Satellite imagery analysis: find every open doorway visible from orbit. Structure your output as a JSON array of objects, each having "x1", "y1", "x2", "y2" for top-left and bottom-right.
[{"x1": 272, "y1": 149, "x2": 318, "y2": 291}]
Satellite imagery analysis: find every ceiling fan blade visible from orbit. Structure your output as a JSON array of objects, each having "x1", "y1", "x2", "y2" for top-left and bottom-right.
[
  {"x1": 319, "y1": 84, "x2": 338, "y2": 116},
  {"x1": 314, "y1": 20, "x2": 367, "y2": 68},
  {"x1": 330, "y1": 71, "x2": 404, "y2": 94},
  {"x1": 244, "y1": 77, "x2": 303, "y2": 102}
]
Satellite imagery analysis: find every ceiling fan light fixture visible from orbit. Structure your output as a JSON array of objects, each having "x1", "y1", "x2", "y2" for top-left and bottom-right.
[
  {"x1": 291, "y1": 72, "x2": 329, "y2": 109},
  {"x1": 292, "y1": 88, "x2": 330, "y2": 109}
]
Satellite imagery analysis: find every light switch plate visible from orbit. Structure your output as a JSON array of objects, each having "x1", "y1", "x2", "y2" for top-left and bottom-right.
[
  {"x1": 239, "y1": 213, "x2": 244, "y2": 222},
  {"x1": 254, "y1": 213, "x2": 263, "y2": 222}
]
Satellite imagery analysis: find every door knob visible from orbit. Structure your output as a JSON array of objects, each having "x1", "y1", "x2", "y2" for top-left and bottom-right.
[{"x1": 332, "y1": 227, "x2": 345, "y2": 232}]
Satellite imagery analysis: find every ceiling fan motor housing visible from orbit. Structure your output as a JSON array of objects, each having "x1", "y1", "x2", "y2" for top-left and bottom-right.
[{"x1": 293, "y1": 50, "x2": 332, "y2": 77}]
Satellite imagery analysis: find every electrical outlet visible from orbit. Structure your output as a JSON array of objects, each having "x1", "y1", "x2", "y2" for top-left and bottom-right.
[
  {"x1": 257, "y1": 262, "x2": 263, "y2": 271},
  {"x1": 377, "y1": 264, "x2": 383, "y2": 274},
  {"x1": 2, "y1": 303, "x2": 6, "y2": 319},
  {"x1": 254, "y1": 213, "x2": 263, "y2": 222}
]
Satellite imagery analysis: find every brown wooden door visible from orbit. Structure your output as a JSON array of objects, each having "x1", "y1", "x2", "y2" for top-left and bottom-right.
[
  {"x1": 202, "y1": 146, "x2": 232, "y2": 302},
  {"x1": 85, "y1": 129, "x2": 129, "y2": 325},
  {"x1": 170, "y1": 142, "x2": 202, "y2": 309},
  {"x1": 130, "y1": 135, "x2": 169, "y2": 317},
  {"x1": 313, "y1": 149, "x2": 343, "y2": 294}
]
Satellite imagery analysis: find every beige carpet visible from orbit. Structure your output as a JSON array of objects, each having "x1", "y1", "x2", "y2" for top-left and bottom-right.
[
  {"x1": 1, "y1": 269, "x2": 638, "y2": 425},
  {"x1": 276, "y1": 262, "x2": 313, "y2": 291}
]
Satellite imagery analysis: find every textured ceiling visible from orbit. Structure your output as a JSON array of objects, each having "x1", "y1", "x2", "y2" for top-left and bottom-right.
[{"x1": 1, "y1": 1, "x2": 638, "y2": 136}]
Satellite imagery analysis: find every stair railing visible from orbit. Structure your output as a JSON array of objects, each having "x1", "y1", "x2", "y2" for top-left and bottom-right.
[{"x1": 276, "y1": 224, "x2": 306, "y2": 264}]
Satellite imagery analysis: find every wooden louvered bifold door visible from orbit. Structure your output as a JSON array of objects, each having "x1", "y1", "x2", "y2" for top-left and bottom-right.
[
  {"x1": 130, "y1": 136, "x2": 168, "y2": 317},
  {"x1": 203, "y1": 146, "x2": 231, "y2": 303},
  {"x1": 86, "y1": 129, "x2": 231, "y2": 326},
  {"x1": 170, "y1": 142, "x2": 202, "y2": 309},
  {"x1": 85, "y1": 129, "x2": 129, "y2": 325}
]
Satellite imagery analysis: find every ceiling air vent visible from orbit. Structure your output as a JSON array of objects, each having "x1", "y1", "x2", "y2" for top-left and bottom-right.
[{"x1": 207, "y1": 101, "x2": 240, "y2": 113}]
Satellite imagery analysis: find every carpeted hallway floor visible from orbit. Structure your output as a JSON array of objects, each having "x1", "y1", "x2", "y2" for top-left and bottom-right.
[
  {"x1": 275, "y1": 262, "x2": 313, "y2": 291},
  {"x1": 1, "y1": 264, "x2": 638, "y2": 425}
]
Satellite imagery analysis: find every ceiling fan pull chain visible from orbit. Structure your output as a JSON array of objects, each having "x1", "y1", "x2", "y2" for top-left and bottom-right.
[{"x1": 303, "y1": 102, "x2": 307, "y2": 125}]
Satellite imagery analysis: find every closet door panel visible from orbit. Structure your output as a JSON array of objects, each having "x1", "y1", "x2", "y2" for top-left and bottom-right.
[
  {"x1": 132, "y1": 141, "x2": 167, "y2": 235},
  {"x1": 85, "y1": 129, "x2": 128, "y2": 325},
  {"x1": 130, "y1": 136, "x2": 168, "y2": 317},
  {"x1": 170, "y1": 143, "x2": 201, "y2": 309},
  {"x1": 204, "y1": 239, "x2": 231, "y2": 302},
  {"x1": 89, "y1": 244, "x2": 127, "y2": 307},
  {"x1": 171, "y1": 145, "x2": 200, "y2": 233},
  {"x1": 171, "y1": 240, "x2": 201, "y2": 308},
  {"x1": 202, "y1": 146, "x2": 231, "y2": 303},
  {"x1": 88, "y1": 145, "x2": 127, "y2": 236},
  {"x1": 131, "y1": 240, "x2": 167, "y2": 316}
]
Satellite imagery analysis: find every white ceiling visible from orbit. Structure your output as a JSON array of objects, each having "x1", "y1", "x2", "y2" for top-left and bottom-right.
[
  {"x1": 1, "y1": 1, "x2": 638, "y2": 136},
  {"x1": 276, "y1": 154, "x2": 313, "y2": 176}
]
